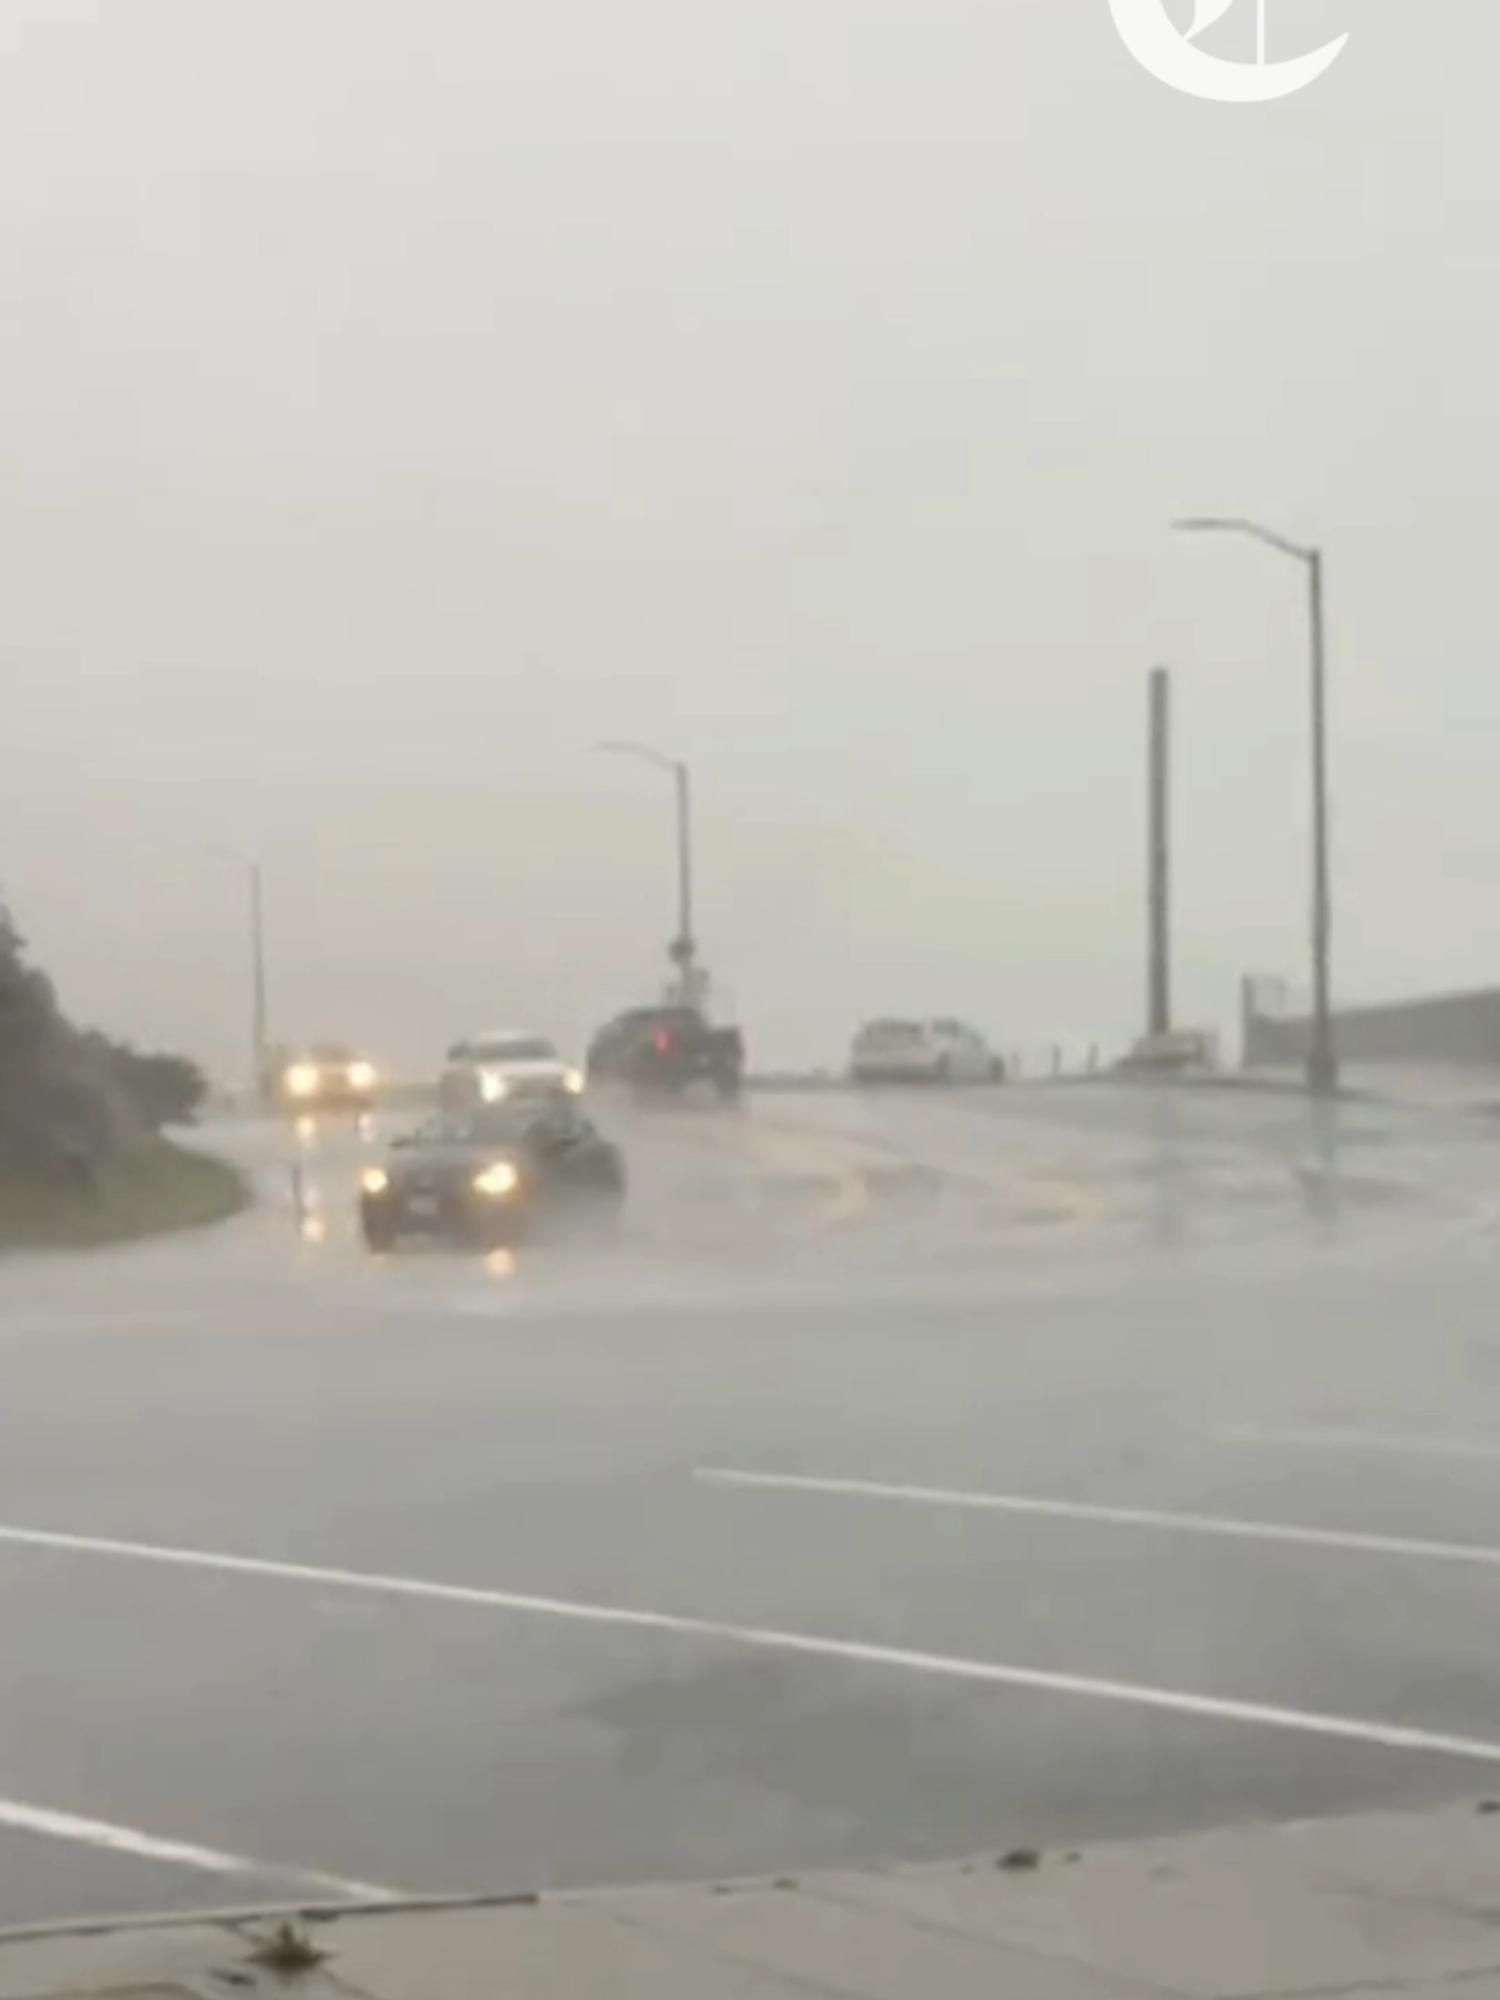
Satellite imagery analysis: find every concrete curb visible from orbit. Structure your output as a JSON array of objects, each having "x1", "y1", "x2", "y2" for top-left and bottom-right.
[
  {"x1": 0, "y1": 1888, "x2": 545, "y2": 1948},
  {"x1": 5, "y1": 1798, "x2": 1500, "y2": 1980}
]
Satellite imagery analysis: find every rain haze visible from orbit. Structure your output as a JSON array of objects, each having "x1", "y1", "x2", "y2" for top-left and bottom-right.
[
  {"x1": 12, "y1": 6, "x2": 1500, "y2": 1965},
  {"x1": 0, "y1": 0, "x2": 1483, "y2": 1079}
]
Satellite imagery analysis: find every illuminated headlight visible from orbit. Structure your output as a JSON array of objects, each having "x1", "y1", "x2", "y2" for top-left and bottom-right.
[
  {"x1": 359, "y1": 1168, "x2": 390, "y2": 1196},
  {"x1": 285, "y1": 1064, "x2": 320, "y2": 1097},
  {"x1": 472, "y1": 1160, "x2": 519, "y2": 1198},
  {"x1": 479, "y1": 1070, "x2": 508, "y2": 1103},
  {"x1": 563, "y1": 1067, "x2": 585, "y2": 1095},
  {"x1": 346, "y1": 1061, "x2": 377, "y2": 1092}
]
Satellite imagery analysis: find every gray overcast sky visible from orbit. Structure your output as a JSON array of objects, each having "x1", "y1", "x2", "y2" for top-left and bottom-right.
[{"x1": 0, "y1": 0, "x2": 1487, "y2": 1074}]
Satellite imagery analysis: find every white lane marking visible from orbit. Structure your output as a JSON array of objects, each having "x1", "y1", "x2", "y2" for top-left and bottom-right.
[
  {"x1": 1224, "y1": 1427, "x2": 1500, "y2": 1465},
  {"x1": 696, "y1": 1465, "x2": 1500, "y2": 1576},
  {"x1": 2, "y1": 1522, "x2": 1500, "y2": 1769},
  {"x1": 0, "y1": 1796, "x2": 388, "y2": 1899}
]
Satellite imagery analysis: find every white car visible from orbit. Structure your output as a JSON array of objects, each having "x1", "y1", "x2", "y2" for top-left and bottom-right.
[
  {"x1": 850, "y1": 1017, "x2": 1002, "y2": 1086},
  {"x1": 438, "y1": 1029, "x2": 585, "y2": 1111}
]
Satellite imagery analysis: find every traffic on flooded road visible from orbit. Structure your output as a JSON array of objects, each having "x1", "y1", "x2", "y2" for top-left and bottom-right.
[
  {"x1": 0, "y1": 13, "x2": 1478, "y2": 1992},
  {"x1": 2, "y1": 1064, "x2": 1500, "y2": 1925}
]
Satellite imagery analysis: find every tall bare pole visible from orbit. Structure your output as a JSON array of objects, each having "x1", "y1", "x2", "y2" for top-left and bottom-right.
[{"x1": 1148, "y1": 668, "x2": 1172, "y2": 1039}]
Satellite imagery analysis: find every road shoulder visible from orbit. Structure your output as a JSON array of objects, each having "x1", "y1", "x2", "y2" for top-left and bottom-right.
[{"x1": 4, "y1": 1799, "x2": 1500, "y2": 1999}]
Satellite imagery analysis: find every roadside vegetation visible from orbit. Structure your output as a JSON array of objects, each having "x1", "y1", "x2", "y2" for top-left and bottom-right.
[{"x1": 0, "y1": 898, "x2": 247, "y2": 1251}]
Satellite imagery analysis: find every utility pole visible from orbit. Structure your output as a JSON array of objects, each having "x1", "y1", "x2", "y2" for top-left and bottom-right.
[{"x1": 1147, "y1": 667, "x2": 1172, "y2": 1039}]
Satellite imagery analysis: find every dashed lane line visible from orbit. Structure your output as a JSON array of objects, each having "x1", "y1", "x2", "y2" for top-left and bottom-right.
[
  {"x1": 1, "y1": 1519, "x2": 1500, "y2": 1769},
  {"x1": 0, "y1": 1795, "x2": 389, "y2": 1898},
  {"x1": 1223, "y1": 1427, "x2": 1500, "y2": 1466},
  {"x1": 696, "y1": 1465, "x2": 1500, "y2": 1575}
]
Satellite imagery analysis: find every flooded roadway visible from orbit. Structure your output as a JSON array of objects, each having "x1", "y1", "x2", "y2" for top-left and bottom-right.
[{"x1": 0, "y1": 1078, "x2": 1498, "y2": 1924}]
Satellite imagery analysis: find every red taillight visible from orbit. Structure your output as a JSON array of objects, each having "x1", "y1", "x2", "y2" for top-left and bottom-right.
[{"x1": 653, "y1": 1029, "x2": 673, "y2": 1053}]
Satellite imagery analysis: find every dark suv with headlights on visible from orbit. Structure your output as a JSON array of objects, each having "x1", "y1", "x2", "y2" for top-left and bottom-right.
[{"x1": 358, "y1": 1100, "x2": 626, "y2": 1251}]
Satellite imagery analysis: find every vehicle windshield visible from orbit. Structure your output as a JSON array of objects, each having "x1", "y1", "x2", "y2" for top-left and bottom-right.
[
  {"x1": 469, "y1": 1037, "x2": 557, "y2": 1063},
  {"x1": 418, "y1": 1104, "x2": 552, "y2": 1147}
]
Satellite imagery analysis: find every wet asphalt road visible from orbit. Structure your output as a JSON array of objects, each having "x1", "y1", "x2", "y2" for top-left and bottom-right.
[{"x1": 1, "y1": 1079, "x2": 1500, "y2": 1924}]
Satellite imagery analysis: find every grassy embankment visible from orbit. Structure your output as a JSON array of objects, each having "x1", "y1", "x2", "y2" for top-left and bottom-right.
[{"x1": 0, "y1": 1138, "x2": 250, "y2": 1252}]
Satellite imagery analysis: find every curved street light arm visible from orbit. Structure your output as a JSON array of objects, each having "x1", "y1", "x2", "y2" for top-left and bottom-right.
[
  {"x1": 1174, "y1": 516, "x2": 1315, "y2": 565},
  {"x1": 593, "y1": 738, "x2": 685, "y2": 778}
]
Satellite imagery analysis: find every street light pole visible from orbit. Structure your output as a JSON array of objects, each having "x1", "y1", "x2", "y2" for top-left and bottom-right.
[
  {"x1": 595, "y1": 740, "x2": 697, "y2": 991},
  {"x1": 673, "y1": 757, "x2": 694, "y2": 967},
  {"x1": 213, "y1": 846, "x2": 271, "y2": 1102},
  {"x1": 1175, "y1": 515, "x2": 1338, "y2": 1096},
  {"x1": 248, "y1": 858, "x2": 270, "y2": 1103},
  {"x1": 1305, "y1": 545, "x2": 1335, "y2": 1096}
]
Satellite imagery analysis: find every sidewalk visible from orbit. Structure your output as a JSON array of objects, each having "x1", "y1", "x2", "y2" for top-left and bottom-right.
[{"x1": 5, "y1": 1800, "x2": 1500, "y2": 2000}]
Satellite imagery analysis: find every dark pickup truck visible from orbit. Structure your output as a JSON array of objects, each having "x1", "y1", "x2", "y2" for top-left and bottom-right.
[{"x1": 586, "y1": 1005, "x2": 744, "y2": 1100}]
